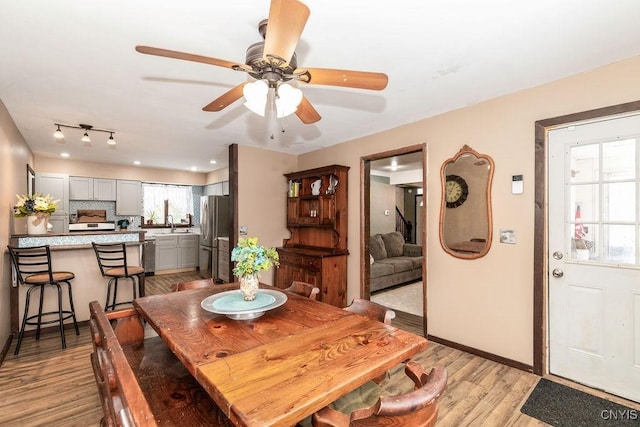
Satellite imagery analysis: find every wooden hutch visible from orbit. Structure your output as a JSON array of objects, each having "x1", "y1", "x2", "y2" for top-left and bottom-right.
[{"x1": 275, "y1": 165, "x2": 349, "y2": 307}]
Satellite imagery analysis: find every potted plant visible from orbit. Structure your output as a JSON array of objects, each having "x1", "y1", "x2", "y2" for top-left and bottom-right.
[
  {"x1": 231, "y1": 237, "x2": 279, "y2": 300},
  {"x1": 146, "y1": 210, "x2": 158, "y2": 225},
  {"x1": 13, "y1": 193, "x2": 58, "y2": 234}
]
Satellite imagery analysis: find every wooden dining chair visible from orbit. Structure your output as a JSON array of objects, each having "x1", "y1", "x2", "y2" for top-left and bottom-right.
[
  {"x1": 311, "y1": 363, "x2": 447, "y2": 427},
  {"x1": 344, "y1": 298, "x2": 395, "y2": 325},
  {"x1": 284, "y1": 281, "x2": 320, "y2": 300},
  {"x1": 171, "y1": 278, "x2": 216, "y2": 292}
]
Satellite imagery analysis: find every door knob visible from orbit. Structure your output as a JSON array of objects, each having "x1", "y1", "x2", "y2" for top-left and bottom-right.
[
  {"x1": 552, "y1": 251, "x2": 563, "y2": 260},
  {"x1": 552, "y1": 268, "x2": 564, "y2": 278}
]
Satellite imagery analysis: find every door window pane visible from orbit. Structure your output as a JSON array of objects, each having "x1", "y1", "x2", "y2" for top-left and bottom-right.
[
  {"x1": 602, "y1": 139, "x2": 635, "y2": 181},
  {"x1": 603, "y1": 224, "x2": 635, "y2": 264},
  {"x1": 570, "y1": 144, "x2": 599, "y2": 183},
  {"x1": 603, "y1": 182, "x2": 635, "y2": 222}
]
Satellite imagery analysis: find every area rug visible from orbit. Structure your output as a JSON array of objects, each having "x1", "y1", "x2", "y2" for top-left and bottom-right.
[
  {"x1": 520, "y1": 378, "x2": 638, "y2": 426},
  {"x1": 371, "y1": 281, "x2": 423, "y2": 316}
]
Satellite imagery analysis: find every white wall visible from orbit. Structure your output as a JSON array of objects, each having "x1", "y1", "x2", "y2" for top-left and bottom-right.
[{"x1": 370, "y1": 176, "x2": 396, "y2": 235}]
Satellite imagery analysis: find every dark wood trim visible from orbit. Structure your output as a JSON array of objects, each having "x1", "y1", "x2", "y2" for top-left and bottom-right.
[
  {"x1": 0, "y1": 335, "x2": 11, "y2": 367},
  {"x1": 533, "y1": 100, "x2": 640, "y2": 376},
  {"x1": 360, "y1": 144, "x2": 427, "y2": 335},
  {"x1": 361, "y1": 159, "x2": 370, "y2": 298},
  {"x1": 428, "y1": 334, "x2": 533, "y2": 373},
  {"x1": 361, "y1": 144, "x2": 424, "y2": 162},
  {"x1": 229, "y1": 144, "x2": 238, "y2": 278}
]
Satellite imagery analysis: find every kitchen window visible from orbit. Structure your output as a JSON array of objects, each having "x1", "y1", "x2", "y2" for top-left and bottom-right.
[{"x1": 142, "y1": 183, "x2": 193, "y2": 226}]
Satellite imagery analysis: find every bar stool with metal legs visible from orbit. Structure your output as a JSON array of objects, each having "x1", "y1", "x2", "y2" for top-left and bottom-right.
[
  {"x1": 7, "y1": 245, "x2": 80, "y2": 355},
  {"x1": 92, "y1": 242, "x2": 145, "y2": 311}
]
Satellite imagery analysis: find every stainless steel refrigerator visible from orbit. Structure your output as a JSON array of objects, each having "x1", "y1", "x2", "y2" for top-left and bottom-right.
[{"x1": 199, "y1": 195, "x2": 230, "y2": 280}]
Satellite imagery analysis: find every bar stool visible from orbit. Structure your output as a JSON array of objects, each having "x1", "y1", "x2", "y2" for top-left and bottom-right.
[
  {"x1": 92, "y1": 242, "x2": 145, "y2": 311},
  {"x1": 7, "y1": 245, "x2": 80, "y2": 355}
]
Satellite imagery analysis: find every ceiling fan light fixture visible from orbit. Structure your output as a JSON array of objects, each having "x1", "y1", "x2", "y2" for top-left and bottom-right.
[
  {"x1": 243, "y1": 79, "x2": 269, "y2": 116},
  {"x1": 107, "y1": 132, "x2": 116, "y2": 146},
  {"x1": 243, "y1": 80, "x2": 302, "y2": 119},
  {"x1": 275, "y1": 83, "x2": 303, "y2": 117}
]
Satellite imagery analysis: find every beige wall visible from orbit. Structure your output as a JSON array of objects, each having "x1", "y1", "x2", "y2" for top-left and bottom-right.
[
  {"x1": 295, "y1": 56, "x2": 640, "y2": 365},
  {"x1": 34, "y1": 156, "x2": 207, "y2": 185},
  {"x1": 206, "y1": 167, "x2": 229, "y2": 185},
  {"x1": 0, "y1": 99, "x2": 33, "y2": 347},
  {"x1": 237, "y1": 145, "x2": 297, "y2": 285},
  {"x1": 370, "y1": 176, "x2": 396, "y2": 235}
]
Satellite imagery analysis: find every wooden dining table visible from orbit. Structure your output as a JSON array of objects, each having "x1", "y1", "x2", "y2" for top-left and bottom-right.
[{"x1": 133, "y1": 283, "x2": 428, "y2": 426}]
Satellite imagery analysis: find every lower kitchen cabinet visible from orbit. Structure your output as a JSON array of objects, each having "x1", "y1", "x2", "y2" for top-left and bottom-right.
[
  {"x1": 155, "y1": 234, "x2": 199, "y2": 271},
  {"x1": 274, "y1": 247, "x2": 347, "y2": 307},
  {"x1": 218, "y1": 238, "x2": 230, "y2": 283}
]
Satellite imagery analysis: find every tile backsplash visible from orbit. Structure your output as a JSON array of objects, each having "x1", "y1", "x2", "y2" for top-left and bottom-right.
[{"x1": 69, "y1": 201, "x2": 141, "y2": 228}]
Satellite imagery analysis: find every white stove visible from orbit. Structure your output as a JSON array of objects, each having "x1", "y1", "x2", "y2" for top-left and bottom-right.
[
  {"x1": 69, "y1": 221, "x2": 116, "y2": 232},
  {"x1": 69, "y1": 209, "x2": 116, "y2": 232}
]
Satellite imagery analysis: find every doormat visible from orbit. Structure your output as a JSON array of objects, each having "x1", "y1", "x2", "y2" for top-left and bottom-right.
[{"x1": 520, "y1": 378, "x2": 638, "y2": 426}]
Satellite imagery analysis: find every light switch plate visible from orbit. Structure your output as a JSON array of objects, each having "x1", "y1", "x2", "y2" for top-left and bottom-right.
[
  {"x1": 500, "y1": 229, "x2": 516, "y2": 244},
  {"x1": 239, "y1": 226, "x2": 248, "y2": 235}
]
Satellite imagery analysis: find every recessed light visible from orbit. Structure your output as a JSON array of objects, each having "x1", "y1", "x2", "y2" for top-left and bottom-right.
[
  {"x1": 61, "y1": 152, "x2": 70, "y2": 158},
  {"x1": 190, "y1": 166, "x2": 198, "y2": 172},
  {"x1": 133, "y1": 161, "x2": 141, "y2": 165},
  {"x1": 209, "y1": 160, "x2": 217, "y2": 164}
]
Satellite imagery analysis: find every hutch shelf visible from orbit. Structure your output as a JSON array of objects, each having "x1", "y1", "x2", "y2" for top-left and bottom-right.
[{"x1": 275, "y1": 165, "x2": 349, "y2": 307}]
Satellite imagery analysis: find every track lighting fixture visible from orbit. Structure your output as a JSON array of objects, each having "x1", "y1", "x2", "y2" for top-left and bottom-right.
[
  {"x1": 53, "y1": 123, "x2": 117, "y2": 146},
  {"x1": 54, "y1": 125, "x2": 64, "y2": 140}
]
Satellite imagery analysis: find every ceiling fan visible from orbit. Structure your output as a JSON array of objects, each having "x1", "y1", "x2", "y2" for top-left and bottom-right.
[{"x1": 135, "y1": 0, "x2": 388, "y2": 125}]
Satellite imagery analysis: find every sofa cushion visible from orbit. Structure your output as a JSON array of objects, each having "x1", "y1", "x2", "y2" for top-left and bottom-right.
[
  {"x1": 381, "y1": 232, "x2": 405, "y2": 258},
  {"x1": 370, "y1": 261, "x2": 394, "y2": 278},
  {"x1": 378, "y1": 258, "x2": 414, "y2": 274},
  {"x1": 370, "y1": 234, "x2": 388, "y2": 260}
]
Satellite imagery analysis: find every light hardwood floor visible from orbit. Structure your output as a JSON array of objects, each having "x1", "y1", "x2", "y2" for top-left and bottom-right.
[{"x1": 0, "y1": 272, "x2": 548, "y2": 426}]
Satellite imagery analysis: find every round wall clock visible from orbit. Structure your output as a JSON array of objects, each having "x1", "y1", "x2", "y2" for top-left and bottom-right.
[{"x1": 445, "y1": 174, "x2": 469, "y2": 208}]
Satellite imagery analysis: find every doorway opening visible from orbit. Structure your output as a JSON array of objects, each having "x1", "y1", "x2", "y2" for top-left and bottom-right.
[{"x1": 361, "y1": 144, "x2": 427, "y2": 335}]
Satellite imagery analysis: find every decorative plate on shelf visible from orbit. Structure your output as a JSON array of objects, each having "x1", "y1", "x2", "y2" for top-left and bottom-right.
[{"x1": 201, "y1": 289, "x2": 288, "y2": 320}]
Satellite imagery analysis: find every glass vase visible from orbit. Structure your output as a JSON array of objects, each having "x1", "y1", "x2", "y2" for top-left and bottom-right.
[{"x1": 239, "y1": 274, "x2": 259, "y2": 301}]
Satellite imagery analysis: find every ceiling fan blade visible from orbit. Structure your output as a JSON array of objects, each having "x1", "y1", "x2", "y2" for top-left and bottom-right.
[
  {"x1": 202, "y1": 83, "x2": 247, "y2": 112},
  {"x1": 296, "y1": 67, "x2": 388, "y2": 91},
  {"x1": 262, "y1": 0, "x2": 310, "y2": 65},
  {"x1": 296, "y1": 96, "x2": 321, "y2": 124},
  {"x1": 135, "y1": 45, "x2": 250, "y2": 71}
]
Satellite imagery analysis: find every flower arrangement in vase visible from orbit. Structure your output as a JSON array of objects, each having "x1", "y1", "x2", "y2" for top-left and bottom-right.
[
  {"x1": 231, "y1": 237, "x2": 279, "y2": 300},
  {"x1": 14, "y1": 193, "x2": 58, "y2": 234}
]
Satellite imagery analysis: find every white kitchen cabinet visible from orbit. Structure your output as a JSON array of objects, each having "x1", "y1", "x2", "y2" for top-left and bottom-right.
[
  {"x1": 155, "y1": 235, "x2": 178, "y2": 270},
  {"x1": 155, "y1": 234, "x2": 199, "y2": 271},
  {"x1": 70, "y1": 177, "x2": 116, "y2": 201},
  {"x1": 204, "y1": 181, "x2": 229, "y2": 196},
  {"x1": 177, "y1": 235, "x2": 199, "y2": 268},
  {"x1": 116, "y1": 180, "x2": 141, "y2": 215},
  {"x1": 35, "y1": 173, "x2": 69, "y2": 233}
]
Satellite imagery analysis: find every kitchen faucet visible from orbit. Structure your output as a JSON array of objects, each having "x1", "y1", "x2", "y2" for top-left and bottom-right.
[{"x1": 167, "y1": 215, "x2": 175, "y2": 233}]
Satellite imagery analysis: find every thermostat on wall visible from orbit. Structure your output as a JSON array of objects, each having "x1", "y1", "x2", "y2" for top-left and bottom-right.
[{"x1": 512, "y1": 175, "x2": 523, "y2": 194}]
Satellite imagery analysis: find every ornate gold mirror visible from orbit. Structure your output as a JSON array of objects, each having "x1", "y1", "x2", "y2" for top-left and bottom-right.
[{"x1": 439, "y1": 145, "x2": 494, "y2": 259}]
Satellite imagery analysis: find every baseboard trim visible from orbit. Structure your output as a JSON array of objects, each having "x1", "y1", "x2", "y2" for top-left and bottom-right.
[
  {"x1": 0, "y1": 335, "x2": 12, "y2": 367},
  {"x1": 427, "y1": 334, "x2": 534, "y2": 373}
]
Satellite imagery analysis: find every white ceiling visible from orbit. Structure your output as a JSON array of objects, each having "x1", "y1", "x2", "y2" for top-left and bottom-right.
[{"x1": 1, "y1": 1, "x2": 639, "y2": 173}]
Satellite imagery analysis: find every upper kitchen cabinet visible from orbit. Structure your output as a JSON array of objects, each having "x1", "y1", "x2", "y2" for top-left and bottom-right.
[
  {"x1": 204, "y1": 181, "x2": 230, "y2": 196},
  {"x1": 69, "y1": 177, "x2": 116, "y2": 201},
  {"x1": 35, "y1": 172, "x2": 69, "y2": 233},
  {"x1": 116, "y1": 180, "x2": 141, "y2": 216}
]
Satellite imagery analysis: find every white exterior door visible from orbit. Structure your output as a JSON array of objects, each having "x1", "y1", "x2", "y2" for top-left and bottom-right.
[{"x1": 548, "y1": 114, "x2": 640, "y2": 402}]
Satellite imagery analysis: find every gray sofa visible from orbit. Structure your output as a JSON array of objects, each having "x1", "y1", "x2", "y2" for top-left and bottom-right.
[{"x1": 370, "y1": 231, "x2": 423, "y2": 293}]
